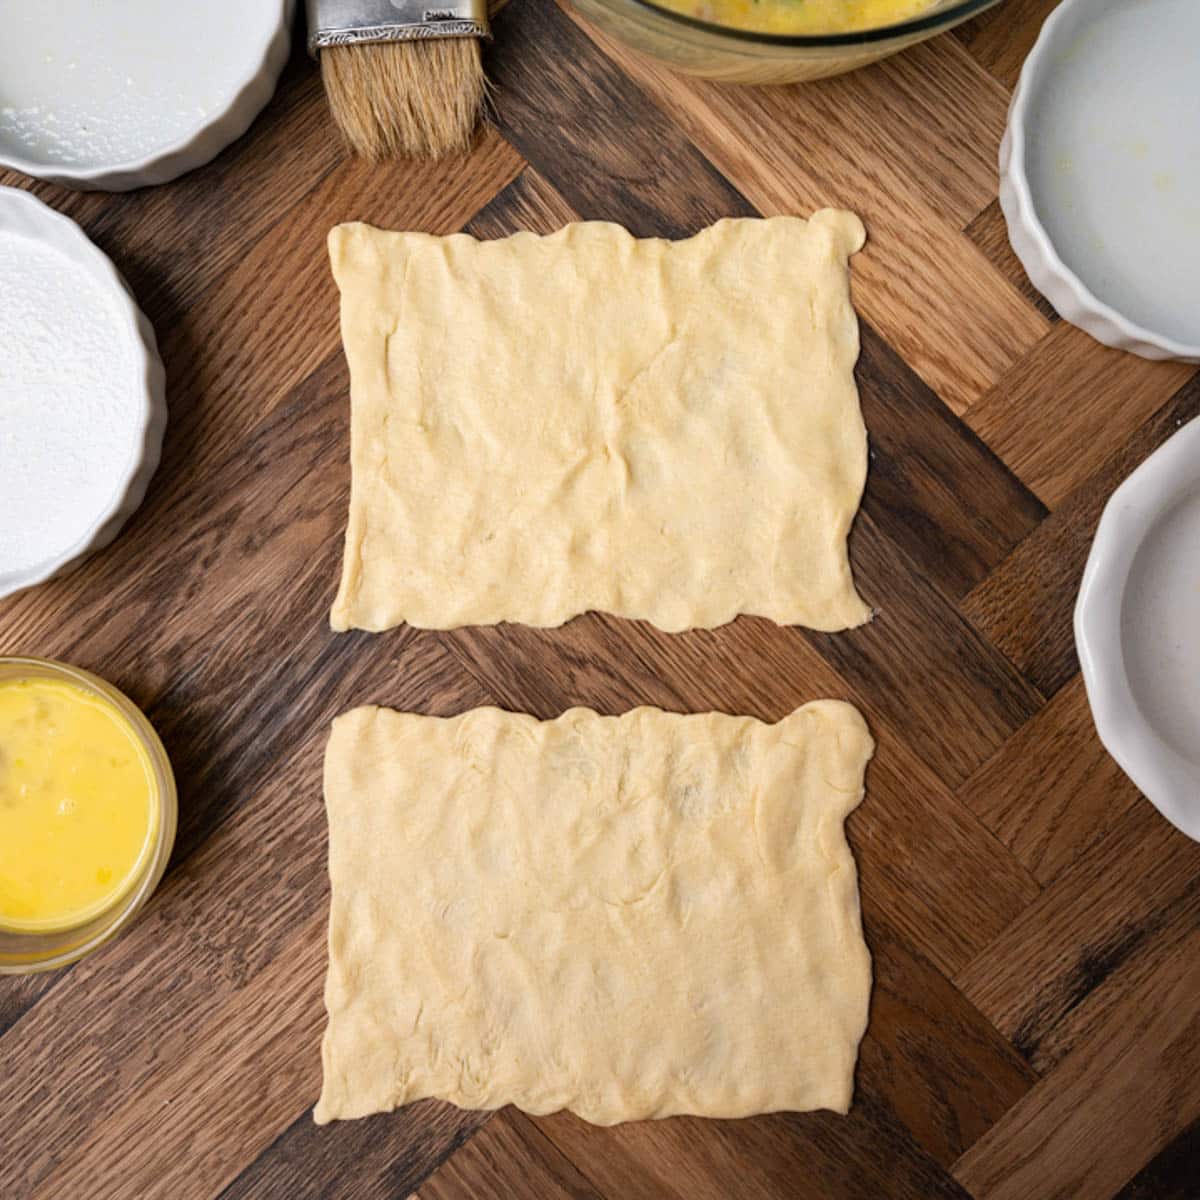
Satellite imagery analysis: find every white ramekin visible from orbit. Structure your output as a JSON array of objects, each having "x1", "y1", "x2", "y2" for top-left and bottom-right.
[
  {"x1": 0, "y1": 1, "x2": 295, "y2": 191},
  {"x1": 0, "y1": 187, "x2": 166, "y2": 600},
  {"x1": 1000, "y1": 0, "x2": 1200, "y2": 363},
  {"x1": 1075, "y1": 417, "x2": 1200, "y2": 843}
]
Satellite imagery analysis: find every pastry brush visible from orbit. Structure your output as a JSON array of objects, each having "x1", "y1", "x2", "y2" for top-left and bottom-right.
[{"x1": 307, "y1": 0, "x2": 490, "y2": 160}]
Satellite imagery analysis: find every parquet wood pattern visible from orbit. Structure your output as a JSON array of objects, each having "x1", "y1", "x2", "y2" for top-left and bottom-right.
[{"x1": 2, "y1": 2, "x2": 1197, "y2": 1196}]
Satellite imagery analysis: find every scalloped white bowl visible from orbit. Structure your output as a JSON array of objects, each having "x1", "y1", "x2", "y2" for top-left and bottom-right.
[
  {"x1": 0, "y1": 187, "x2": 165, "y2": 600},
  {"x1": 1076, "y1": 417, "x2": 1200, "y2": 843},
  {"x1": 1000, "y1": 0, "x2": 1200, "y2": 362},
  {"x1": 0, "y1": 1, "x2": 294, "y2": 191}
]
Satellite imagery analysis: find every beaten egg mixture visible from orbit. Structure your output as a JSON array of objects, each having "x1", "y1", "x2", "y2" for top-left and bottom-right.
[
  {"x1": 0, "y1": 678, "x2": 157, "y2": 931},
  {"x1": 658, "y1": 0, "x2": 937, "y2": 34}
]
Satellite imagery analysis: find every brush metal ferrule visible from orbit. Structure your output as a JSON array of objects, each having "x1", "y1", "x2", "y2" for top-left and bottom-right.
[{"x1": 306, "y1": 0, "x2": 490, "y2": 54}]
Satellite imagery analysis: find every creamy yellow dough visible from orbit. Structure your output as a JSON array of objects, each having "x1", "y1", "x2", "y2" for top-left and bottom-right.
[
  {"x1": 657, "y1": 0, "x2": 936, "y2": 36},
  {"x1": 328, "y1": 212, "x2": 871, "y2": 635},
  {"x1": 315, "y1": 702, "x2": 874, "y2": 1126}
]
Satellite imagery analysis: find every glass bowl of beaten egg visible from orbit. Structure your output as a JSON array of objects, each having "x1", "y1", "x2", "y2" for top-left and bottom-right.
[
  {"x1": 0, "y1": 658, "x2": 177, "y2": 974},
  {"x1": 570, "y1": 0, "x2": 1001, "y2": 83}
]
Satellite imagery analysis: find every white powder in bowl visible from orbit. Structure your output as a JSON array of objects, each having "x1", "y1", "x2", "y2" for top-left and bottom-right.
[{"x1": 0, "y1": 230, "x2": 141, "y2": 576}]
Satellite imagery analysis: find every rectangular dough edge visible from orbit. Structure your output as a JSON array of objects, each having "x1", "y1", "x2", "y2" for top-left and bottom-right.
[
  {"x1": 315, "y1": 700, "x2": 874, "y2": 1126},
  {"x1": 328, "y1": 212, "x2": 872, "y2": 635}
]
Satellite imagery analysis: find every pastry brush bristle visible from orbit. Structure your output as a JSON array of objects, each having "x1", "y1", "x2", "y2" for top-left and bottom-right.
[{"x1": 321, "y1": 38, "x2": 485, "y2": 161}]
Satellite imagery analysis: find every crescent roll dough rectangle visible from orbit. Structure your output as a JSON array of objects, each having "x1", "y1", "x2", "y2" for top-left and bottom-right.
[
  {"x1": 315, "y1": 702, "x2": 874, "y2": 1126},
  {"x1": 328, "y1": 212, "x2": 871, "y2": 634}
]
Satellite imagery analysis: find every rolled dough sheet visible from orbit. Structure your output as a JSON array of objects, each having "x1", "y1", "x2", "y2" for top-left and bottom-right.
[
  {"x1": 328, "y1": 212, "x2": 871, "y2": 634},
  {"x1": 315, "y1": 702, "x2": 874, "y2": 1126}
]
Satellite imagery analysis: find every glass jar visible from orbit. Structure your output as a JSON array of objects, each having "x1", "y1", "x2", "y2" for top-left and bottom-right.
[
  {"x1": 568, "y1": 0, "x2": 1003, "y2": 84},
  {"x1": 0, "y1": 657, "x2": 177, "y2": 974}
]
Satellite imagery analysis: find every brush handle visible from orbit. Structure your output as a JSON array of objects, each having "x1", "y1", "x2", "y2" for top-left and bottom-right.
[{"x1": 306, "y1": 0, "x2": 489, "y2": 54}]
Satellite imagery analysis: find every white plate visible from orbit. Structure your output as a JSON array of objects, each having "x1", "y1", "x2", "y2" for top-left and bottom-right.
[
  {"x1": 1076, "y1": 416, "x2": 1200, "y2": 843},
  {"x1": 1000, "y1": 0, "x2": 1200, "y2": 362},
  {"x1": 0, "y1": 187, "x2": 165, "y2": 600},
  {"x1": 0, "y1": 1, "x2": 294, "y2": 191}
]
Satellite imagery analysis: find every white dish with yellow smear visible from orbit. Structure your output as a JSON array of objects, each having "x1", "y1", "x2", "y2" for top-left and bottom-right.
[{"x1": 1001, "y1": 0, "x2": 1200, "y2": 361}]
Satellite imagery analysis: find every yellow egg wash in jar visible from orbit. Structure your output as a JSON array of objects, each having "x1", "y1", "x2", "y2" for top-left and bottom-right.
[
  {"x1": 0, "y1": 676, "x2": 159, "y2": 932},
  {"x1": 657, "y1": 0, "x2": 937, "y2": 35}
]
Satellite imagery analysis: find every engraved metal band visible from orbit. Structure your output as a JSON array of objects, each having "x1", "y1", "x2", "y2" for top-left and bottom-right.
[{"x1": 306, "y1": 0, "x2": 490, "y2": 54}]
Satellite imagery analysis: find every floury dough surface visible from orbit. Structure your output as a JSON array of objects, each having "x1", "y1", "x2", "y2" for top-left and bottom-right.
[
  {"x1": 328, "y1": 213, "x2": 872, "y2": 634},
  {"x1": 315, "y1": 702, "x2": 874, "y2": 1126}
]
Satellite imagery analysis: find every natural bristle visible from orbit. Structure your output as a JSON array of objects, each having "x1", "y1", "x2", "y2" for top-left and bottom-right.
[{"x1": 321, "y1": 39, "x2": 485, "y2": 161}]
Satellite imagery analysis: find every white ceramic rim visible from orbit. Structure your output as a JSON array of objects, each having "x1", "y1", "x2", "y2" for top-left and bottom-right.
[
  {"x1": 0, "y1": 0, "x2": 295, "y2": 192},
  {"x1": 0, "y1": 186, "x2": 166, "y2": 600},
  {"x1": 1074, "y1": 416, "x2": 1200, "y2": 843},
  {"x1": 999, "y1": 0, "x2": 1200, "y2": 364}
]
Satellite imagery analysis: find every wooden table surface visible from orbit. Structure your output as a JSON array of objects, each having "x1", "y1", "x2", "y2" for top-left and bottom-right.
[{"x1": 3, "y1": 1, "x2": 1199, "y2": 1197}]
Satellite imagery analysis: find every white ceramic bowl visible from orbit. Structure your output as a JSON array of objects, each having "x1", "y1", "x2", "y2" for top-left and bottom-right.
[
  {"x1": 1076, "y1": 416, "x2": 1200, "y2": 843},
  {"x1": 1000, "y1": 0, "x2": 1200, "y2": 362},
  {"x1": 0, "y1": 1, "x2": 295, "y2": 191},
  {"x1": 0, "y1": 187, "x2": 165, "y2": 600}
]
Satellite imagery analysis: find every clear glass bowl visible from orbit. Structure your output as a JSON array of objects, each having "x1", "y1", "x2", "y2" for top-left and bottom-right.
[
  {"x1": 569, "y1": 0, "x2": 1002, "y2": 83},
  {"x1": 0, "y1": 657, "x2": 177, "y2": 975}
]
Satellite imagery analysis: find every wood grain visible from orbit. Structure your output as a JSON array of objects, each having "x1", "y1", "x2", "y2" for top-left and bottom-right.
[
  {"x1": 417, "y1": 1112, "x2": 603, "y2": 1200},
  {"x1": 954, "y1": 801, "x2": 1200, "y2": 1071},
  {"x1": 853, "y1": 915, "x2": 1037, "y2": 1167},
  {"x1": 526, "y1": 1096, "x2": 974, "y2": 1200},
  {"x1": 1116, "y1": 1119, "x2": 1200, "y2": 1200},
  {"x1": 965, "y1": 322, "x2": 1196, "y2": 505},
  {"x1": 961, "y1": 372, "x2": 1200, "y2": 697},
  {"x1": 953, "y1": 0, "x2": 1059, "y2": 89},
  {"x1": 953, "y1": 930, "x2": 1200, "y2": 1200},
  {"x1": 963, "y1": 198, "x2": 1059, "y2": 321},
  {"x1": 3, "y1": 0, "x2": 1199, "y2": 1196},
  {"x1": 856, "y1": 322, "x2": 1048, "y2": 603},
  {"x1": 958, "y1": 674, "x2": 1141, "y2": 883}
]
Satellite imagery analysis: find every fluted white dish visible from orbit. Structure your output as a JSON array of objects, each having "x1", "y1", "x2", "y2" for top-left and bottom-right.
[
  {"x1": 0, "y1": 0, "x2": 294, "y2": 191},
  {"x1": 0, "y1": 187, "x2": 165, "y2": 600},
  {"x1": 1000, "y1": 0, "x2": 1200, "y2": 362},
  {"x1": 1076, "y1": 416, "x2": 1200, "y2": 843}
]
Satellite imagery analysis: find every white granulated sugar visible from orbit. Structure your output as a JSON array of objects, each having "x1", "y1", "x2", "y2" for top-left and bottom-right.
[{"x1": 0, "y1": 231, "x2": 139, "y2": 574}]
